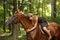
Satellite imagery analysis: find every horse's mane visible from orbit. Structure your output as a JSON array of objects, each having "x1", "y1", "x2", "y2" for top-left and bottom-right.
[{"x1": 19, "y1": 14, "x2": 34, "y2": 29}]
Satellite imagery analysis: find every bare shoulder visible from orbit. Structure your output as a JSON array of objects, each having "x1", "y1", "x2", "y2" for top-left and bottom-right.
[
  {"x1": 33, "y1": 15, "x2": 38, "y2": 21},
  {"x1": 35, "y1": 15, "x2": 38, "y2": 18}
]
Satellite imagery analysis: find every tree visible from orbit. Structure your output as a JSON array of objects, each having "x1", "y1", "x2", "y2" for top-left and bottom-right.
[
  {"x1": 3, "y1": 0, "x2": 6, "y2": 32},
  {"x1": 36, "y1": 0, "x2": 40, "y2": 16},
  {"x1": 13, "y1": 0, "x2": 19, "y2": 40},
  {"x1": 51, "y1": 0, "x2": 56, "y2": 18},
  {"x1": 29, "y1": 0, "x2": 32, "y2": 13}
]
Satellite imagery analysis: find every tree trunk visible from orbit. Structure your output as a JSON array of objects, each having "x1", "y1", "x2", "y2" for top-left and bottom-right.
[
  {"x1": 51, "y1": 0, "x2": 56, "y2": 18},
  {"x1": 37, "y1": 0, "x2": 40, "y2": 16},
  {"x1": 13, "y1": 24, "x2": 19, "y2": 40},
  {"x1": 13, "y1": 0, "x2": 18, "y2": 14},
  {"x1": 42, "y1": 3, "x2": 43, "y2": 17},
  {"x1": 12, "y1": 0, "x2": 18, "y2": 34},
  {"x1": 12, "y1": 0, "x2": 19, "y2": 40},
  {"x1": 29, "y1": 0, "x2": 32, "y2": 13},
  {"x1": 3, "y1": 0, "x2": 6, "y2": 32}
]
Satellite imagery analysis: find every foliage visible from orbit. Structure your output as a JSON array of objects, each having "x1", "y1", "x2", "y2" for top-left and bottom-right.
[{"x1": 0, "y1": 0, "x2": 60, "y2": 40}]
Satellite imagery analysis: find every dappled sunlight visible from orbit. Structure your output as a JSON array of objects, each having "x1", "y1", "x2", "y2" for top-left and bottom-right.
[
  {"x1": 18, "y1": 34, "x2": 27, "y2": 40},
  {"x1": 46, "y1": 11, "x2": 51, "y2": 16},
  {"x1": 0, "y1": 6, "x2": 3, "y2": 11},
  {"x1": 18, "y1": 35, "x2": 22, "y2": 38},
  {"x1": 46, "y1": 4, "x2": 51, "y2": 16},
  {"x1": 19, "y1": 27, "x2": 26, "y2": 40},
  {"x1": 0, "y1": 0, "x2": 60, "y2": 40},
  {"x1": 20, "y1": 27, "x2": 26, "y2": 35},
  {"x1": 20, "y1": 28, "x2": 25, "y2": 30},
  {"x1": 56, "y1": 1, "x2": 59, "y2": 5},
  {"x1": 0, "y1": 33, "x2": 11, "y2": 36}
]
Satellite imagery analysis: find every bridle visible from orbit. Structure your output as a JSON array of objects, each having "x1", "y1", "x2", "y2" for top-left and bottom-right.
[{"x1": 14, "y1": 12, "x2": 37, "y2": 33}]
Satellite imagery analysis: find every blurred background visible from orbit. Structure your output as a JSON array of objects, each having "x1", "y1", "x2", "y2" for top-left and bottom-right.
[{"x1": 0, "y1": 0, "x2": 60, "y2": 40}]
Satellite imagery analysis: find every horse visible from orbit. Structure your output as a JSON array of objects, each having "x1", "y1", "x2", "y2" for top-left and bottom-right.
[
  {"x1": 49, "y1": 22, "x2": 60, "y2": 40},
  {"x1": 6, "y1": 10, "x2": 60, "y2": 40}
]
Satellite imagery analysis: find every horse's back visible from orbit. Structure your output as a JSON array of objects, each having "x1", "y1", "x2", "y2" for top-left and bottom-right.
[
  {"x1": 35, "y1": 24, "x2": 49, "y2": 40},
  {"x1": 49, "y1": 22, "x2": 60, "y2": 40}
]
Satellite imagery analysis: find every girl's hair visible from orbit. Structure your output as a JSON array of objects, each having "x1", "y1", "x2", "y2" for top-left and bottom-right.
[{"x1": 27, "y1": 13, "x2": 33, "y2": 17}]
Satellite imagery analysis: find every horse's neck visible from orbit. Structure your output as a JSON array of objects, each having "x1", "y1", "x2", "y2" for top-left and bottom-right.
[
  {"x1": 19, "y1": 14, "x2": 48, "y2": 40},
  {"x1": 19, "y1": 14, "x2": 33, "y2": 30}
]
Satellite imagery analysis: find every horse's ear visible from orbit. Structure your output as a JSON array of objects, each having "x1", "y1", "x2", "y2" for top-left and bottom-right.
[
  {"x1": 14, "y1": 9, "x2": 20, "y2": 14},
  {"x1": 14, "y1": 8, "x2": 24, "y2": 15}
]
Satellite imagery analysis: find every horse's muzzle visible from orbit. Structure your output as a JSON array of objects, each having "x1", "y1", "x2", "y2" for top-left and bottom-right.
[{"x1": 6, "y1": 16, "x2": 17, "y2": 26}]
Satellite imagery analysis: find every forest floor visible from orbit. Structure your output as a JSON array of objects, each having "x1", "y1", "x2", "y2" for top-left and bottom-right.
[
  {"x1": 0, "y1": 28, "x2": 27, "y2": 40},
  {"x1": 0, "y1": 32, "x2": 12, "y2": 40}
]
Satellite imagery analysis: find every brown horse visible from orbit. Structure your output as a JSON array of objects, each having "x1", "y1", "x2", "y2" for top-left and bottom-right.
[
  {"x1": 6, "y1": 10, "x2": 60, "y2": 40},
  {"x1": 49, "y1": 22, "x2": 60, "y2": 40}
]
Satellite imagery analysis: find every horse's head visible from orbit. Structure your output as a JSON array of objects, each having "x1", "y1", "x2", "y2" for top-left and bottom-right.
[{"x1": 6, "y1": 9, "x2": 24, "y2": 25}]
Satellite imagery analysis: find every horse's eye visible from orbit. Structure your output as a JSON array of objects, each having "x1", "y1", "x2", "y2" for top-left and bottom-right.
[{"x1": 13, "y1": 15, "x2": 17, "y2": 18}]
